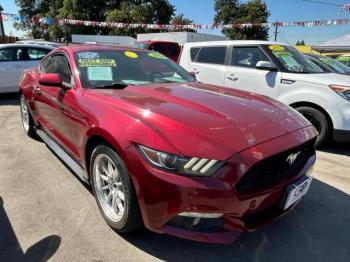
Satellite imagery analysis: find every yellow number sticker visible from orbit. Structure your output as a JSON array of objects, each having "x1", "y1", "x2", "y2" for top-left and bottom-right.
[
  {"x1": 124, "y1": 51, "x2": 138, "y2": 59},
  {"x1": 269, "y1": 45, "x2": 286, "y2": 51},
  {"x1": 148, "y1": 52, "x2": 167, "y2": 59}
]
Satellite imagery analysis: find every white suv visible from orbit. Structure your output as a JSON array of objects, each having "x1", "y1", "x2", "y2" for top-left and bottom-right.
[
  {"x1": 0, "y1": 44, "x2": 53, "y2": 93},
  {"x1": 179, "y1": 40, "x2": 350, "y2": 146}
]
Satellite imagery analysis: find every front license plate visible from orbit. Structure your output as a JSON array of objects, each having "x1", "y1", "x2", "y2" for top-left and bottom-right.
[{"x1": 282, "y1": 176, "x2": 313, "y2": 210}]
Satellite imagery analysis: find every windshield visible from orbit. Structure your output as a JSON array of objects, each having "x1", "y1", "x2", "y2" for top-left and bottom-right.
[
  {"x1": 317, "y1": 56, "x2": 350, "y2": 74},
  {"x1": 74, "y1": 50, "x2": 194, "y2": 88},
  {"x1": 266, "y1": 44, "x2": 323, "y2": 73}
]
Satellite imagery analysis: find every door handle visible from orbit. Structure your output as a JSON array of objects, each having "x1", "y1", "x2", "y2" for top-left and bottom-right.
[
  {"x1": 191, "y1": 69, "x2": 200, "y2": 74},
  {"x1": 226, "y1": 74, "x2": 238, "y2": 81}
]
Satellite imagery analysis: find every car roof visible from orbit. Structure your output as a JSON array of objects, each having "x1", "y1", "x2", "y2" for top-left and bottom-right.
[
  {"x1": 183, "y1": 40, "x2": 287, "y2": 47},
  {"x1": 0, "y1": 43, "x2": 54, "y2": 50},
  {"x1": 305, "y1": 53, "x2": 323, "y2": 59},
  {"x1": 57, "y1": 44, "x2": 148, "y2": 53}
]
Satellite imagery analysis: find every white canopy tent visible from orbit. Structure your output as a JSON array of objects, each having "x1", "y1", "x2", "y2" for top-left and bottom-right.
[{"x1": 312, "y1": 34, "x2": 350, "y2": 53}]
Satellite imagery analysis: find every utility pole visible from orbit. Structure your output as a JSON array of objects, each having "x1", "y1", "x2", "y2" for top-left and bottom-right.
[
  {"x1": 0, "y1": 5, "x2": 5, "y2": 37},
  {"x1": 274, "y1": 22, "x2": 278, "y2": 41}
]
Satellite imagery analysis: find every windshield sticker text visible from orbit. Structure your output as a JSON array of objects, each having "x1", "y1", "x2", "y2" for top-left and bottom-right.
[{"x1": 79, "y1": 58, "x2": 116, "y2": 67}]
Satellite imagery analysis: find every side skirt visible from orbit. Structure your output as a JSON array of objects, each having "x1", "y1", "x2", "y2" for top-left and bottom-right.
[{"x1": 36, "y1": 129, "x2": 89, "y2": 184}]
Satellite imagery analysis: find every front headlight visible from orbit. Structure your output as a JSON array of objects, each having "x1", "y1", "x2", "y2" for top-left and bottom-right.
[
  {"x1": 329, "y1": 85, "x2": 350, "y2": 101},
  {"x1": 137, "y1": 145, "x2": 225, "y2": 176}
]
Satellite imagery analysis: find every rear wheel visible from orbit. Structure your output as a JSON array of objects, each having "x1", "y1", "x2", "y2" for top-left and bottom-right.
[
  {"x1": 20, "y1": 94, "x2": 37, "y2": 138},
  {"x1": 90, "y1": 145, "x2": 142, "y2": 233},
  {"x1": 295, "y1": 106, "x2": 330, "y2": 146}
]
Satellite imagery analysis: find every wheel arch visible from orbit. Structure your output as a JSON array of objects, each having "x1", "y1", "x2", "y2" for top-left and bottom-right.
[
  {"x1": 289, "y1": 101, "x2": 334, "y2": 132},
  {"x1": 84, "y1": 133, "x2": 129, "y2": 180}
]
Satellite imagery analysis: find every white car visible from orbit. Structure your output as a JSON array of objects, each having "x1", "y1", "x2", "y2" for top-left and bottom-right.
[
  {"x1": 16, "y1": 40, "x2": 60, "y2": 48},
  {"x1": 179, "y1": 40, "x2": 350, "y2": 146},
  {"x1": 0, "y1": 44, "x2": 53, "y2": 93}
]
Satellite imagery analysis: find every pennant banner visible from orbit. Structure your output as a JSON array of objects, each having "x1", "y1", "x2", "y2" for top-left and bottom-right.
[{"x1": 1, "y1": 12, "x2": 350, "y2": 29}]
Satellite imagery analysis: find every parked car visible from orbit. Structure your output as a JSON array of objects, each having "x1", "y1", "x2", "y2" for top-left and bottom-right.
[
  {"x1": 335, "y1": 53, "x2": 350, "y2": 67},
  {"x1": 133, "y1": 40, "x2": 181, "y2": 62},
  {"x1": 16, "y1": 40, "x2": 60, "y2": 48},
  {"x1": 305, "y1": 53, "x2": 350, "y2": 75},
  {"x1": 179, "y1": 41, "x2": 350, "y2": 146},
  {"x1": 19, "y1": 45, "x2": 317, "y2": 244},
  {"x1": 0, "y1": 44, "x2": 53, "y2": 93}
]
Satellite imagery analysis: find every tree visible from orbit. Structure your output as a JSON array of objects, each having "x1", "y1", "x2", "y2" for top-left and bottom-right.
[
  {"x1": 171, "y1": 14, "x2": 196, "y2": 32},
  {"x1": 106, "y1": 0, "x2": 175, "y2": 37},
  {"x1": 214, "y1": 0, "x2": 270, "y2": 40},
  {"x1": 296, "y1": 40, "x2": 305, "y2": 46}
]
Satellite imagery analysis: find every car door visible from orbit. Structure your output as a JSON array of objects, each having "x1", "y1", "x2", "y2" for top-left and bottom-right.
[
  {"x1": 188, "y1": 45, "x2": 227, "y2": 86},
  {"x1": 224, "y1": 45, "x2": 281, "y2": 98},
  {"x1": 34, "y1": 53, "x2": 79, "y2": 157},
  {"x1": 0, "y1": 46, "x2": 26, "y2": 93}
]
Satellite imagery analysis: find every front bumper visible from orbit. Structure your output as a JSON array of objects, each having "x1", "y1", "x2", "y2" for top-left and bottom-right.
[{"x1": 124, "y1": 126, "x2": 317, "y2": 244}]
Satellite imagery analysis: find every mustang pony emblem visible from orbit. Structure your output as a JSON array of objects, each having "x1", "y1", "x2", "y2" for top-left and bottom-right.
[{"x1": 286, "y1": 152, "x2": 301, "y2": 165}]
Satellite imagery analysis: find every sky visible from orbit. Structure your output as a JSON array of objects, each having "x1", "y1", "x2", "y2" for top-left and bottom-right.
[{"x1": 1, "y1": 0, "x2": 350, "y2": 45}]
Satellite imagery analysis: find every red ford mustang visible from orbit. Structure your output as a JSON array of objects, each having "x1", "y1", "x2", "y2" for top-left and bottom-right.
[{"x1": 19, "y1": 45, "x2": 317, "y2": 244}]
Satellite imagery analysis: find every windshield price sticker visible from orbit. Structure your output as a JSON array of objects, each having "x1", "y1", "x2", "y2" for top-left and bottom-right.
[
  {"x1": 124, "y1": 51, "x2": 138, "y2": 59},
  {"x1": 87, "y1": 67, "x2": 113, "y2": 81},
  {"x1": 79, "y1": 58, "x2": 116, "y2": 67},
  {"x1": 78, "y1": 52, "x2": 100, "y2": 59},
  {"x1": 269, "y1": 45, "x2": 286, "y2": 52},
  {"x1": 148, "y1": 52, "x2": 167, "y2": 59},
  {"x1": 273, "y1": 51, "x2": 292, "y2": 57}
]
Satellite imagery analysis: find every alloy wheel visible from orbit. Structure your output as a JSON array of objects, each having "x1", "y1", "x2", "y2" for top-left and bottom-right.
[
  {"x1": 93, "y1": 154, "x2": 125, "y2": 222},
  {"x1": 20, "y1": 95, "x2": 30, "y2": 133}
]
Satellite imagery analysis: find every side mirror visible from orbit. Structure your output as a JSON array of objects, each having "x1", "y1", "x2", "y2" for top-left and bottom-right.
[
  {"x1": 188, "y1": 71, "x2": 197, "y2": 81},
  {"x1": 256, "y1": 61, "x2": 277, "y2": 71},
  {"x1": 39, "y1": 73, "x2": 62, "y2": 87}
]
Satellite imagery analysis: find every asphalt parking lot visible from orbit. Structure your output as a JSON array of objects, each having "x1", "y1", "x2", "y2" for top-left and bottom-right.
[{"x1": 0, "y1": 93, "x2": 349, "y2": 262}]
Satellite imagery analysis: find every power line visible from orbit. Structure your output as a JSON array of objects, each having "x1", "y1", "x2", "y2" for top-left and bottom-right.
[{"x1": 300, "y1": 0, "x2": 342, "y2": 6}]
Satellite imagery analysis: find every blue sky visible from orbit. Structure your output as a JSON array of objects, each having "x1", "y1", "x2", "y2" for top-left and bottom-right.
[{"x1": 1, "y1": 0, "x2": 350, "y2": 45}]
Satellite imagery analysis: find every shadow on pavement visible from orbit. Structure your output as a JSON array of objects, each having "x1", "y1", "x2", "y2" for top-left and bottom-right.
[
  {"x1": 318, "y1": 141, "x2": 350, "y2": 157},
  {"x1": 0, "y1": 197, "x2": 61, "y2": 262},
  {"x1": 121, "y1": 179, "x2": 350, "y2": 262},
  {"x1": 0, "y1": 93, "x2": 19, "y2": 106}
]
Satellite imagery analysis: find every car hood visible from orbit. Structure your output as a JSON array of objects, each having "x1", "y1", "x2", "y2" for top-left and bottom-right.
[
  {"x1": 282, "y1": 72, "x2": 350, "y2": 86},
  {"x1": 86, "y1": 82, "x2": 312, "y2": 159}
]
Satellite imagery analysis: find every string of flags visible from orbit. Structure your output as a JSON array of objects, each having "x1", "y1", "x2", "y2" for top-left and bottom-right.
[{"x1": 1, "y1": 12, "x2": 350, "y2": 30}]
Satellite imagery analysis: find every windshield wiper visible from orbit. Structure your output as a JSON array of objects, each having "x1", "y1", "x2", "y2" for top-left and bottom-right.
[{"x1": 91, "y1": 82, "x2": 131, "y2": 89}]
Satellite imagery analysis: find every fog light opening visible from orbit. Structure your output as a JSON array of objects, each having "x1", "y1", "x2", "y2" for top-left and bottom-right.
[{"x1": 178, "y1": 212, "x2": 223, "y2": 218}]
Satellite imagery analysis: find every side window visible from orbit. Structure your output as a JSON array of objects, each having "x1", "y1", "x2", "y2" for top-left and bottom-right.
[
  {"x1": 151, "y1": 43, "x2": 166, "y2": 55},
  {"x1": 231, "y1": 46, "x2": 269, "y2": 68},
  {"x1": 28, "y1": 48, "x2": 50, "y2": 60},
  {"x1": 168, "y1": 43, "x2": 179, "y2": 57},
  {"x1": 51, "y1": 55, "x2": 73, "y2": 83},
  {"x1": 190, "y1": 47, "x2": 200, "y2": 61},
  {"x1": 40, "y1": 56, "x2": 55, "y2": 73},
  {"x1": 14, "y1": 48, "x2": 28, "y2": 61},
  {"x1": 194, "y1": 46, "x2": 227, "y2": 65},
  {"x1": 40, "y1": 54, "x2": 73, "y2": 84},
  {"x1": 0, "y1": 48, "x2": 13, "y2": 61}
]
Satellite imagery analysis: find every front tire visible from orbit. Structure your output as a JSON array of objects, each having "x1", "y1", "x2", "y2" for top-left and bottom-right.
[
  {"x1": 20, "y1": 93, "x2": 37, "y2": 138},
  {"x1": 295, "y1": 106, "x2": 330, "y2": 146},
  {"x1": 90, "y1": 145, "x2": 142, "y2": 233}
]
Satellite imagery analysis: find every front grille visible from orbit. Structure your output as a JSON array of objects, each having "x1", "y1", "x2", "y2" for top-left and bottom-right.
[{"x1": 236, "y1": 138, "x2": 316, "y2": 195}]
